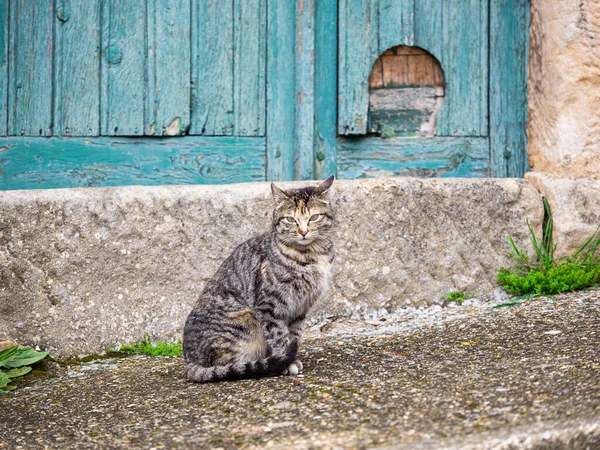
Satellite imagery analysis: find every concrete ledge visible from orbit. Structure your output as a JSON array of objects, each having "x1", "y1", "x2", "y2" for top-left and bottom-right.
[{"x1": 0, "y1": 178, "x2": 542, "y2": 358}]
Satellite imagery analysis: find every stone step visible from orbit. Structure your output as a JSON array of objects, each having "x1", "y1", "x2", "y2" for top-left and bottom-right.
[{"x1": 1, "y1": 175, "x2": 599, "y2": 358}]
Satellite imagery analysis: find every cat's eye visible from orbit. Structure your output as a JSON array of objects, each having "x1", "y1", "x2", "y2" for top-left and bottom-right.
[
  {"x1": 309, "y1": 214, "x2": 322, "y2": 222},
  {"x1": 284, "y1": 216, "x2": 296, "y2": 224}
]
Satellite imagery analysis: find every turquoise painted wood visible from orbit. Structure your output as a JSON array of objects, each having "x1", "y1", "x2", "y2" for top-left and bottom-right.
[
  {"x1": 378, "y1": 0, "x2": 414, "y2": 52},
  {"x1": 414, "y1": 0, "x2": 442, "y2": 59},
  {"x1": 338, "y1": 0, "x2": 378, "y2": 135},
  {"x1": 437, "y1": 0, "x2": 488, "y2": 137},
  {"x1": 295, "y1": 0, "x2": 315, "y2": 181},
  {"x1": 8, "y1": 0, "x2": 53, "y2": 137},
  {"x1": 314, "y1": 0, "x2": 338, "y2": 180},
  {"x1": 101, "y1": 0, "x2": 146, "y2": 136},
  {"x1": 339, "y1": 0, "x2": 488, "y2": 138},
  {"x1": 0, "y1": 137, "x2": 266, "y2": 189},
  {"x1": 490, "y1": 0, "x2": 530, "y2": 177},
  {"x1": 338, "y1": 137, "x2": 490, "y2": 179},
  {"x1": 190, "y1": 0, "x2": 267, "y2": 137},
  {"x1": 146, "y1": 0, "x2": 191, "y2": 136},
  {"x1": 54, "y1": 0, "x2": 101, "y2": 137},
  {"x1": 191, "y1": 0, "x2": 233, "y2": 136},
  {"x1": 233, "y1": 0, "x2": 266, "y2": 137},
  {"x1": 0, "y1": 0, "x2": 7, "y2": 137},
  {"x1": 266, "y1": 0, "x2": 296, "y2": 181},
  {"x1": 0, "y1": 0, "x2": 529, "y2": 190}
]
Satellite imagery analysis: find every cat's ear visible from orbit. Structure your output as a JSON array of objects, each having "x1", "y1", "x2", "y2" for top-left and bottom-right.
[
  {"x1": 271, "y1": 183, "x2": 290, "y2": 205},
  {"x1": 315, "y1": 175, "x2": 334, "y2": 195}
]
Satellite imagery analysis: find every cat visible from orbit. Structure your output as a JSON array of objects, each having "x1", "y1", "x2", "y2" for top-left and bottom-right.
[{"x1": 183, "y1": 176, "x2": 335, "y2": 383}]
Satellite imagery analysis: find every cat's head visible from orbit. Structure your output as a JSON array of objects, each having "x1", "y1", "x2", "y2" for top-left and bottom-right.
[{"x1": 270, "y1": 176, "x2": 335, "y2": 247}]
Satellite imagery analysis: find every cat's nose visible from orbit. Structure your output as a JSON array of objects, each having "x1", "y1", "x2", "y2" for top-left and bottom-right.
[{"x1": 299, "y1": 229, "x2": 308, "y2": 237}]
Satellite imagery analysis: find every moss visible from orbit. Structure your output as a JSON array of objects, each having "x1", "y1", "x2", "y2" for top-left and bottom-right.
[
  {"x1": 498, "y1": 264, "x2": 600, "y2": 296},
  {"x1": 57, "y1": 351, "x2": 128, "y2": 366}
]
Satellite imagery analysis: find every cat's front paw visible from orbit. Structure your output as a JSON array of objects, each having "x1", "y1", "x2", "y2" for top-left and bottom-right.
[{"x1": 281, "y1": 359, "x2": 303, "y2": 376}]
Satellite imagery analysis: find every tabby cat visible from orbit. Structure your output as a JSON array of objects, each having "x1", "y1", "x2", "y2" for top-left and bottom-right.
[{"x1": 183, "y1": 176, "x2": 335, "y2": 383}]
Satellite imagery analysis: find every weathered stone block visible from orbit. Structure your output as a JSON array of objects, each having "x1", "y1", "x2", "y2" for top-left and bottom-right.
[
  {"x1": 528, "y1": 0, "x2": 600, "y2": 179},
  {"x1": 526, "y1": 172, "x2": 600, "y2": 259},
  {"x1": 0, "y1": 179, "x2": 542, "y2": 357}
]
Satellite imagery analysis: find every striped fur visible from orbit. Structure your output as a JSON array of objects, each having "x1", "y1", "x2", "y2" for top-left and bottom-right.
[{"x1": 183, "y1": 176, "x2": 335, "y2": 383}]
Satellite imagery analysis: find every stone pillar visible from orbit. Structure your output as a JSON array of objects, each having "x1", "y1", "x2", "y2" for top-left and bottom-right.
[{"x1": 528, "y1": 0, "x2": 600, "y2": 179}]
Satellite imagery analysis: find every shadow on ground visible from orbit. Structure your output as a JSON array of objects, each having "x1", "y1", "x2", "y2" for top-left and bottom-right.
[{"x1": 1, "y1": 291, "x2": 599, "y2": 449}]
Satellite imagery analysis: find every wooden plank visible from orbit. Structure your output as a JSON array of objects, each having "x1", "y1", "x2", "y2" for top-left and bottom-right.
[
  {"x1": 8, "y1": 0, "x2": 53, "y2": 137},
  {"x1": 314, "y1": 0, "x2": 337, "y2": 179},
  {"x1": 407, "y1": 54, "x2": 444, "y2": 87},
  {"x1": 233, "y1": 0, "x2": 266, "y2": 137},
  {"x1": 54, "y1": 0, "x2": 101, "y2": 136},
  {"x1": 295, "y1": 0, "x2": 315, "y2": 180},
  {"x1": 414, "y1": 0, "x2": 443, "y2": 61},
  {"x1": 391, "y1": 47, "x2": 427, "y2": 56},
  {"x1": 338, "y1": 137, "x2": 490, "y2": 179},
  {"x1": 373, "y1": 52, "x2": 445, "y2": 89},
  {"x1": 0, "y1": 0, "x2": 7, "y2": 136},
  {"x1": 146, "y1": 0, "x2": 191, "y2": 136},
  {"x1": 382, "y1": 55, "x2": 409, "y2": 88},
  {"x1": 368, "y1": 58, "x2": 384, "y2": 89},
  {"x1": 437, "y1": 0, "x2": 488, "y2": 137},
  {"x1": 191, "y1": 0, "x2": 234, "y2": 136},
  {"x1": 490, "y1": 0, "x2": 530, "y2": 177},
  {"x1": 101, "y1": 0, "x2": 146, "y2": 136},
  {"x1": 378, "y1": 0, "x2": 414, "y2": 53},
  {"x1": 368, "y1": 86, "x2": 444, "y2": 136},
  {"x1": 338, "y1": 0, "x2": 418, "y2": 135},
  {"x1": 369, "y1": 87, "x2": 442, "y2": 111},
  {"x1": 0, "y1": 137, "x2": 266, "y2": 189},
  {"x1": 338, "y1": 0, "x2": 377, "y2": 135},
  {"x1": 266, "y1": 0, "x2": 295, "y2": 180}
]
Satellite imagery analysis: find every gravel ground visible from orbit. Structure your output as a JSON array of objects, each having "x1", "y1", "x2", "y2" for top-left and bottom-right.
[{"x1": 1, "y1": 290, "x2": 599, "y2": 449}]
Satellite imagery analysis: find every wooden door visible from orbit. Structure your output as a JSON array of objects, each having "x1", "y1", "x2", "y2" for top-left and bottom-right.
[
  {"x1": 0, "y1": 0, "x2": 529, "y2": 190},
  {"x1": 0, "y1": 0, "x2": 268, "y2": 189},
  {"x1": 336, "y1": 0, "x2": 530, "y2": 178}
]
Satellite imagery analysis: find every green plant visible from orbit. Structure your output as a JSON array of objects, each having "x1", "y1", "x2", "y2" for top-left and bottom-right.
[
  {"x1": 0, "y1": 345, "x2": 49, "y2": 393},
  {"x1": 107, "y1": 335, "x2": 182, "y2": 357},
  {"x1": 441, "y1": 291, "x2": 475, "y2": 304},
  {"x1": 497, "y1": 197, "x2": 600, "y2": 306}
]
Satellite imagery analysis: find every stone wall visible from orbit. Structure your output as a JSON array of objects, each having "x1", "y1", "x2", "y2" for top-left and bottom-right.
[
  {"x1": 528, "y1": 0, "x2": 600, "y2": 179},
  {"x1": 0, "y1": 179, "x2": 542, "y2": 358}
]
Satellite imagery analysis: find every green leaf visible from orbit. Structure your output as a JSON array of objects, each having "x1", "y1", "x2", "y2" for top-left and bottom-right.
[
  {"x1": 0, "y1": 346, "x2": 19, "y2": 367},
  {"x1": 0, "y1": 384, "x2": 17, "y2": 392},
  {"x1": 0, "y1": 371, "x2": 9, "y2": 388},
  {"x1": 5, "y1": 366, "x2": 32, "y2": 378},
  {"x1": 572, "y1": 224, "x2": 600, "y2": 263},
  {"x1": 492, "y1": 298, "x2": 526, "y2": 309},
  {"x1": 2, "y1": 349, "x2": 49, "y2": 369}
]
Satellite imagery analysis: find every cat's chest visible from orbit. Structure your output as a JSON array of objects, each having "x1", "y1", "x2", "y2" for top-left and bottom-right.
[
  {"x1": 312, "y1": 255, "x2": 332, "y2": 291},
  {"x1": 287, "y1": 256, "x2": 331, "y2": 309}
]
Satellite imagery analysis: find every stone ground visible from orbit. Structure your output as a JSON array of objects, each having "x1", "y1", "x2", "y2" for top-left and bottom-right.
[{"x1": 1, "y1": 290, "x2": 599, "y2": 450}]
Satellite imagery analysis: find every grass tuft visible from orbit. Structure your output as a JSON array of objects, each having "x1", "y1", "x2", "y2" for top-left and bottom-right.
[
  {"x1": 497, "y1": 197, "x2": 600, "y2": 305},
  {"x1": 107, "y1": 335, "x2": 182, "y2": 357},
  {"x1": 441, "y1": 291, "x2": 475, "y2": 304}
]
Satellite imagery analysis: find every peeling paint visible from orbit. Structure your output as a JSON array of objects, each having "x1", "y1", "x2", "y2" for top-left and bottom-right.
[{"x1": 164, "y1": 118, "x2": 181, "y2": 136}]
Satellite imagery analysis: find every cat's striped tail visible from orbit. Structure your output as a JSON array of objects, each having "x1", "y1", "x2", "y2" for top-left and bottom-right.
[{"x1": 184, "y1": 341, "x2": 298, "y2": 383}]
